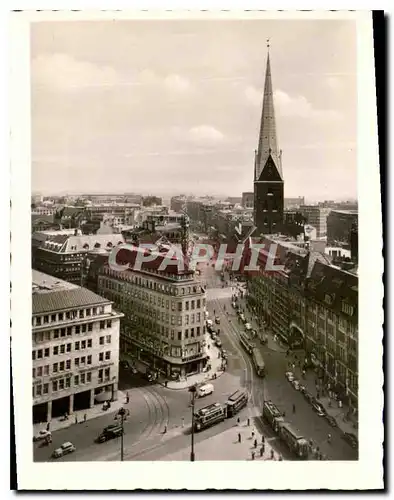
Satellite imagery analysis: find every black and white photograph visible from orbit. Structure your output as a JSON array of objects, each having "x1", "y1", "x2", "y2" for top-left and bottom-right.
[{"x1": 10, "y1": 7, "x2": 383, "y2": 491}]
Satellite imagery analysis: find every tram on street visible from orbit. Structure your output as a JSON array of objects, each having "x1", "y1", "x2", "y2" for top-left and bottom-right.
[
  {"x1": 239, "y1": 332, "x2": 255, "y2": 355},
  {"x1": 225, "y1": 389, "x2": 249, "y2": 417},
  {"x1": 194, "y1": 402, "x2": 227, "y2": 432},
  {"x1": 277, "y1": 422, "x2": 310, "y2": 460},
  {"x1": 262, "y1": 401, "x2": 284, "y2": 432},
  {"x1": 252, "y1": 347, "x2": 266, "y2": 377}
]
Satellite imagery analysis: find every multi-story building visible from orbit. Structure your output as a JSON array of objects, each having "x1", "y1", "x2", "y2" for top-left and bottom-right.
[
  {"x1": 327, "y1": 210, "x2": 358, "y2": 245},
  {"x1": 97, "y1": 244, "x2": 208, "y2": 380},
  {"x1": 284, "y1": 197, "x2": 305, "y2": 210},
  {"x1": 32, "y1": 271, "x2": 123, "y2": 424},
  {"x1": 299, "y1": 205, "x2": 331, "y2": 238},
  {"x1": 242, "y1": 192, "x2": 254, "y2": 209},
  {"x1": 32, "y1": 230, "x2": 125, "y2": 284},
  {"x1": 245, "y1": 237, "x2": 358, "y2": 411}
]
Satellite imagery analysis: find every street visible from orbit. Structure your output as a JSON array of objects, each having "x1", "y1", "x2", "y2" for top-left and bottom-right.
[{"x1": 34, "y1": 261, "x2": 357, "y2": 462}]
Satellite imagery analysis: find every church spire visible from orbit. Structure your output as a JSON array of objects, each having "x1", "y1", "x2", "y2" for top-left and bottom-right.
[{"x1": 255, "y1": 42, "x2": 283, "y2": 181}]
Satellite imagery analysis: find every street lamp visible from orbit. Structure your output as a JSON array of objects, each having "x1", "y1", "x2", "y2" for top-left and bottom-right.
[
  {"x1": 189, "y1": 384, "x2": 197, "y2": 462},
  {"x1": 117, "y1": 407, "x2": 127, "y2": 462}
]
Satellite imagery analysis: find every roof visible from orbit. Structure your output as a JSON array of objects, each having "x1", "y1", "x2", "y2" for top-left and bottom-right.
[
  {"x1": 32, "y1": 271, "x2": 110, "y2": 314},
  {"x1": 32, "y1": 214, "x2": 55, "y2": 223}
]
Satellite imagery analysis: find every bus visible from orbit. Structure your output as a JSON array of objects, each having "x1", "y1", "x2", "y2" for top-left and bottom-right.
[
  {"x1": 226, "y1": 389, "x2": 249, "y2": 417},
  {"x1": 239, "y1": 332, "x2": 255, "y2": 355},
  {"x1": 278, "y1": 422, "x2": 310, "y2": 459},
  {"x1": 262, "y1": 401, "x2": 284, "y2": 432},
  {"x1": 193, "y1": 402, "x2": 227, "y2": 432},
  {"x1": 252, "y1": 348, "x2": 266, "y2": 377}
]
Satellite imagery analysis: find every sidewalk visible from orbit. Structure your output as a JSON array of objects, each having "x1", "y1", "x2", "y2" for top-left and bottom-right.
[
  {"x1": 290, "y1": 362, "x2": 358, "y2": 437},
  {"x1": 159, "y1": 417, "x2": 282, "y2": 461},
  {"x1": 33, "y1": 390, "x2": 126, "y2": 435}
]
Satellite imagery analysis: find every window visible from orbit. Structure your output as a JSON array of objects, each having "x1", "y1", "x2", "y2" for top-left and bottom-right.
[
  {"x1": 37, "y1": 366, "x2": 43, "y2": 377},
  {"x1": 75, "y1": 358, "x2": 79, "y2": 367},
  {"x1": 100, "y1": 320, "x2": 105, "y2": 330},
  {"x1": 75, "y1": 341, "x2": 80, "y2": 351},
  {"x1": 81, "y1": 356, "x2": 86, "y2": 365},
  {"x1": 104, "y1": 368, "x2": 110, "y2": 379},
  {"x1": 178, "y1": 331, "x2": 182, "y2": 340},
  {"x1": 178, "y1": 303, "x2": 182, "y2": 312},
  {"x1": 32, "y1": 367, "x2": 36, "y2": 378},
  {"x1": 196, "y1": 312, "x2": 201, "y2": 323},
  {"x1": 75, "y1": 325, "x2": 80, "y2": 334},
  {"x1": 36, "y1": 384, "x2": 42, "y2": 396},
  {"x1": 87, "y1": 355, "x2": 92, "y2": 364},
  {"x1": 44, "y1": 365, "x2": 49, "y2": 375},
  {"x1": 88, "y1": 323, "x2": 93, "y2": 332},
  {"x1": 60, "y1": 344, "x2": 65, "y2": 354},
  {"x1": 53, "y1": 362, "x2": 58, "y2": 373},
  {"x1": 107, "y1": 320, "x2": 112, "y2": 328},
  {"x1": 43, "y1": 383, "x2": 49, "y2": 394},
  {"x1": 59, "y1": 361, "x2": 65, "y2": 371},
  {"x1": 79, "y1": 310, "x2": 84, "y2": 319},
  {"x1": 66, "y1": 359, "x2": 71, "y2": 370},
  {"x1": 197, "y1": 299, "x2": 201, "y2": 308},
  {"x1": 82, "y1": 324, "x2": 87, "y2": 333},
  {"x1": 74, "y1": 375, "x2": 79, "y2": 386},
  {"x1": 100, "y1": 336, "x2": 104, "y2": 345},
  {"x1": 65, "y1": 377, "x2": 71, "y2": 388},
  {"x1": 197, "y1": 326, "x2": 201, "y2": 336},
  {"x1": 32, "y1": 351, "x2": 36, "y2": 360},
  {"x1": 52, "y1": 381, "x2": 58, "y2": 392},
  {"x1": 51, "y1": 314, "x2": 56, "y2": 322},
  {"x1": 59, "y1": 379, "x2": 64, "y2": 390},
  {"x1": 36, "y1": 317, "x2": 41, "y2": 326},
  {"x1": 59, "y1": 313, "x2": 63, "y2": 321},
  {"x1": 105, "y1": 351, "x2": 111, "y2": 360},
  {"x1": 37, "y1": 349, "x2": 43, "y2": 359},
  {"x1": 185, "y1": 315, "x2": 189, "y2": 325},
  {"x1": 87, "y1": 339, "x2": 92, "y2": 348},
  {"x1": 191, "y1": 300, "x2": 195, "y2": 310},
  {"x1": 67, "y1": 327, "x2": 72, "y2": 336},
  {"x1": 66, "y1": 343, "x2": 71, "y2": 353},
  {"x1": 185, "y1": 329, "x2": 189, "y2": 339},
  {"x1": 106, "y1": 335, "x2": 111, "y2": 344},
  {"x1": 98, "y1": 369, "x2": 103, "y2": 379},
  {"x1": 99, "y1": 353, "x2": 104, "y2": 362},
  {"x1": 185, "y1": 301, "x2": 189, "y2": 311},
  {"x1": 53, "y1": 346, "x2": 59, "y2": 355},
  {"x1": 81, "y1": 340, "x2": 86, "y2": 350},
  {"x1": 86, "y1": 309, "x2": 91, "y2": 317},
  {"x1": 81, "y1": 373, "x2": 86, "y2": 384},
  {"x1": 87, "y1": 372, "x2": 92, "y2": 383}
]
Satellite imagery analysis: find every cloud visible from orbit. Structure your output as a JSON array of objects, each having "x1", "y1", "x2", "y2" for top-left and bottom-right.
[
  {"x1": 164, "y1": 74, "x2": 191, "y2": 93},
  {"x1": 32, "y1": 53, "x2": 122, "y2": 90},
  {"x1": 244, "y1": 85, "x2": 261, "y2": 106},
  {"x1": 274, "y1": 90, "x2": 341, "y2": 120},
  {"x1": 188, "y1": 125, "x2": 225, "y2": 143}
]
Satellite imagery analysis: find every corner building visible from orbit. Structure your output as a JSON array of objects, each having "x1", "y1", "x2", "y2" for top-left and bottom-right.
[
  {"x1": 97, "y1": 245, "x2": 208, "y2": 379},
  {"x1": 32, "y1": 271, "x2": 123, "y2": 424}
]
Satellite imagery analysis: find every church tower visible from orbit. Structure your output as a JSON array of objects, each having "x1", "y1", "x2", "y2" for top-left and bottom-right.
[{"x1": 254, "y1": 42, "x2": 284, "y2": 235}]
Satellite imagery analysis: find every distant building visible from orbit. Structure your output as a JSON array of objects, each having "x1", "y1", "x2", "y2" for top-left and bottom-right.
[
  {"x1": 327, "y1": 210, "x2": 358, "y2": 245},
  {"x1": 350, "y1": 220, "x2": 358, "y2": 263},
  {"x1": 242, "y1": 192, "x2": 254, "y2": 209},
  {"x1": 299, "y1": 205, "x2": 331, "y2": 238},
  {"x1": 31, "y1": 214, "x2": 59, "y2": 234},
  {"x1": 225, "y1": 197, "x2": 242, "y2": 205},
  {"x1": 32, "y1": 230, "x2": 125, "y2": 284},
  {"x1": 32, "y1": 270, "x2": 123, "y2": 424},
  {"x1": 284, "y1": 197, "x2": 305, "y2": 210},
  {"x1": 142, "y1": 196, "x2": 163, "y2": 207}
]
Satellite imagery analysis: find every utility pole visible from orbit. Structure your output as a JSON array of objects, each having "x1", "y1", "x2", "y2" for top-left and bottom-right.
[
  {"x1": 189, "y1": 385, "x2": 197, "y2": 461},
  {"x1": 117, "y1": 407, "x2": 127, "y2": 461}
]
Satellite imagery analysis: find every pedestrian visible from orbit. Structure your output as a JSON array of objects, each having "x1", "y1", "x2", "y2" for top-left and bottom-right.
[
  {"x1": 181, "y1": 417, "x2": 185, "y2": 428},
  {"x1": 254, "y1": 438, "x2": 258, "y2": 448},
  {"x1": 165, "y1": 380, "x2": 168, "y2": 388},
  {"x1": 238, "y1": 432, "x2": 241, "y2": 443},
  {"x1": 338, "y1": 400, "x2": 343, "y2": 409},
  {"x1": 278, "y1": 455, "x2": 283, "y2": 461},
  {"x1": 327, "y1": 433, "x2": 332, "y2": 443},
  {"x1": 237, "y1": 417, "x2": 240, "y2": 425},
  {"x1": 75, "y1": 415, "x2": 78, "y2": 424},
  {"x1": 292, "y1": 403, "x2": 296, "y2": 414},
  {"x1": 164, "y1": 425, "x2": 167, "y2": 434},
  {"x1": 270, "y1": 449, "x2": 275, "y2": 460},
  {"x1": 83, "y1": 413, "x2": 87, "y2": 422},
  {"x1": 46, "y1": 422, "x2": 50, "y2": 431},
  {"x1": 251, "y1": 451, "x2": 255, "y2": 461},
  {"x1": 292, "y1": 363, "x2": 296, "y2": 371},
  {"x1": 251, "y1": 430, "x2": 255, "y2": 439},
  {"x1": 247, "y1": 418, "x2": 250, "y2": 427},
  {"x1": 260, "y1": 446, "x2": 264, "y2": 457},
  {"x1": 261, "y1": 435, "x2": 265, "y2": 445}
]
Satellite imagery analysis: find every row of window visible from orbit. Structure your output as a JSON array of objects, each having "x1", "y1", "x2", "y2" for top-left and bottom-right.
[
  {"x1": 33, "y1": 350, "x2": 112, "y2": 377},
  {"x1": 33, "y1": 370, "x2": 97, "y2": 397},
  {"x1": 34, "y1": 322, "x2": 113, "y2": 344},
  {"x1": 32, "y1": 306, "x2": 107, "y2": 327}
]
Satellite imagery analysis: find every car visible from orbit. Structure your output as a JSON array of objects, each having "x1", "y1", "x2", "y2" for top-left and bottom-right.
[
  {"x1": 292, "y1": 380, "x2": 300, "y2": 390},
  {"x1": 299, "y1": 384, "x2": 307, "y2": 394},
  {"x1": 232, "y1": 302, "x2": 237, "y2": 308},
  {"x1": 33, "y1": 430, "x2": 52, "y2": 442},
  {"x1": 239, "y1": 313, "x2": 245, "y2": 322},
  {"x1": 285, "y1": 371, "x2": 295, "y2": 382},
  {"x1": 96, "y1": 424, "x2": 123, "y2": 443},
  {"x1": 324, "y1": 415, "x2": 338, "y2": 427},
  {"x1": 211, "y1": 334, "x2": 217, "y2": 342},
  {"x1": 215, "y1": 338, "x2": 222, "y2": 348},
  {"x1": 311, "y1": 401, "x2": 326, "y2": 416},
  {"x1": 303, "y1": 391, "x2": 314, "y2": 403},
  {"x1": 206, "y1": 319, "x2": 213, "y2": 328},
  {"x1": 245, "y1": 323, "x2": 252, "y2": 331},
  {"x1": 120, "y1": 360, "x2": 130, "y2": 369},
  {"x1": 52, "y1": 441, "x2": 76, "y2": 458},
  {"x1": 221, "y1": 349, "x2": 228, "y2": 359},
  {"x1": 215, "y1": 316, "x2": 220, "y2": 324},
  {"x1": 342, "y1": 432, "x2": 358, "y2": 449},
  {"x1": 207, "y1": 325, "x2": 214, "y2": 334}
]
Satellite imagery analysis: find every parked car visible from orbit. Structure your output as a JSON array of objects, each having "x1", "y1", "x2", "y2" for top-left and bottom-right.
[
  {"x1": 292, "y1": 380, "x2": 300, "y2": 390},
  {"x1": 221, "y1": 349, "x2": 228, "y2": 359},
  {"x1": 311, "y1": 401, "x2": 326, "y2": 417},
  {"x1": 120, "y1": 360, "x2": 130, "y2": 369},
  {"x1": 207, "y1": 325, "x2": 214, "y2": 334},
  {"x1": 342, "y1": 432, "x2": 358, "y2": 449},
  {"x1": 52, "y1": 441, "x2": 76, "y2": 459},
  {"x1": 215, "y1": 338, "x2": 222, "y2": 348},
  {"x1": 211, "y1": 334, "x2": 217, "y2": 342},
  {"x1": 299, "y1": 384, "x2": 307, "y2": 394},
  {"x1": 245, "y1": 323, "x2": 252, "y2": 331},
  {"x1": 285, "y1": 371, "x2": 295, "y2": 382},
  {"x1": 196, "y1": 383, "x2": 214, "y2": 398},
  {"x1": 239, "y1": 314, "x2": 245, "y2": 322},
  {"x1": 215, "y1": 316, "x2": 221, "y2": 324},
  {"x1": 324, "y1": 415, "x2": 338, "y2": 427},
  {"x1": 33, "y1": 430, "x2": 52, "y2": 442}
]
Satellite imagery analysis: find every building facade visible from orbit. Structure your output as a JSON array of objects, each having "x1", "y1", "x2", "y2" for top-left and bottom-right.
[
  {"x1": 327, "y1": 210, "x2": 358, "y2": 245},
  {"x1": 253, "y1": 50, "x2": 284, "y2": 236},
  {"x1": 97, "y1": 246, "x2": 208, "y2": 380},
  {"x1": 32, "y1": 271, "x2": 123, "y2": 424},
  {"x1": 299, "y1": 205, "x2": 331, "y2": 238},
  {"x1": 242, "y1": 192, "x2": 254, "y2": 209}
]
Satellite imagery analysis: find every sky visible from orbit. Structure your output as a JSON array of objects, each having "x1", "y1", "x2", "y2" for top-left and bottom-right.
[{"x1": 31, "y1": 19, "x2": 358, "y2": 201}]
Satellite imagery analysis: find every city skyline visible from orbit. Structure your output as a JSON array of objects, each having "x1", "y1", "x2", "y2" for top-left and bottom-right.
[{"x1": 32, "y1": 20, "x2": 357, "y2": 200}]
